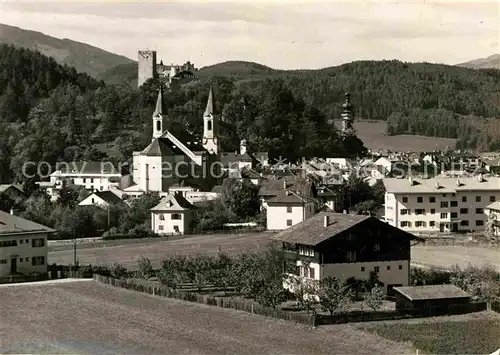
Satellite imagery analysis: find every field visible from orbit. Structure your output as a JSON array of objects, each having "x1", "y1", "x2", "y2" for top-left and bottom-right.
[
  {"x1": 359, "y1": 312, "x2": 500, "y2": 354},
  {"x1": 0, "y1": 280, "x2": 415, "y2": 354},
  {"x1": 334, "y1": 120, "x2": 457, "y2": 152},
  {"x1": 48, "y1": 232, "x2": 500, "y2": 272}
]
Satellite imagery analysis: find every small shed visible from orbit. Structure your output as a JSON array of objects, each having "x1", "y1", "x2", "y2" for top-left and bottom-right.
[{"x1": 393, "y1": 284, "x2": 470, "y2": 311}]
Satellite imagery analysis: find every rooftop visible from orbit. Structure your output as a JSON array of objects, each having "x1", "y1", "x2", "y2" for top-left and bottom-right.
[
  {"x1": 93, "y1": 191, "x2": 123, "y2": 205},
  {"x1": 394, "y1": 284, "x2": 470, "y2": 301},
  {"x1": 383, "y1": 176, "x2": 500, "y2": 194},
  {"x1": 150, "y1": 193, "x2": 194, "y2": 211},
  {"x1": 51, "y1": 161, "x2": 120, "y2": 175},
  {"x1": 0, "y1": 210, "x2": 56, "y2": 235}
]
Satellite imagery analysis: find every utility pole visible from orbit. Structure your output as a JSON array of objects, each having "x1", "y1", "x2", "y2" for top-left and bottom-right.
[{"x1": 73, "y1": 229, "x2": 77, "y2": 277}]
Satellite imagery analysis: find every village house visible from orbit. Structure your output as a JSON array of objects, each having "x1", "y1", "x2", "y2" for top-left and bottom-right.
[
  {"x1": 266, "y1": 190, "x2": 316, "y2": 231},
  {"x1": 270, "y1": 211, "x2": 423, "y2": 295},
  {"x1": 150, "y1": 192, "x2": 195, "y2": 235},
  {"x1": 258, "y1": 176, "x2": 316, "y2": 209},
  {"x1": 78, "y1": 190, "x2": 124, "y2": 208},
  {"x1": 0, "y1": 184, "x2": 27, "y2": 203},
  {"x1": 484, "y1": 201, "x2": 500, "y2": 237},
  {"x1": 383, "y1": 175, "x2": 500, "y2": 233},
  {"x1": 393, "y1": 284, "x2": 471, "y2": 311},
  {"x1": 0, "y1": 210, "x2": 55, "y2": 277}
]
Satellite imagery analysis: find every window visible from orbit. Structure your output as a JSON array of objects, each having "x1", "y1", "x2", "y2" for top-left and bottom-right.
[
  {"x1": 440, "y1": 213, "x2": 447, "y2": 219},
  {"x1": 0, "y1": 259, "x2": 7, "y2": 264},
  {"x1": 430, "y1": 221, "x2": 436, "y2": 227},
  {"x1": 430, "y1": 209, "x2": 436, "y2": 214},
  {"x1": 25, "y1": 239, "x2": 28, "y2": 243},
  {"x1": 450, "y1": 201, "x2": 458, "y2": 207},
  {"x1": 171, "y1": 213, "x2": 181, "y2": 220},
  {"x1": 475, "y1": 208, "x2": 484, "y2": 214},
  {"x1": 158, "y1": 225, "x2": 164, "y2": 230},
  {"x1": 442, "y1": 194, "x2": 447, "y2": 197},
  {"x1": 286, "y1": 219, "x2": 293, "y2": 226},
  {"x1": 451, "y1": 212, "x2": 458, "y2": 219},
  {"x1": 90, "y1": 185, "x2": 94, "y2": 191},
  {"x1": 346, "y1": 251, "x2": 356, "y2": 262},
  {"x1": 461, "y1": 220, "x2": 469, "y2": 226},
  {"x1": 207, "y1": 120, "x2": 212, "y2": 131},
  {"x1": 462, "y1": 196, "x2": 467, "y2": 202},
  {"x1": 90, "y1": 178, "x2": 94, "y2": 183},
  {"x1": 159, "y1": 214, "x2": 165, "y2": 221},
  {"x1": 476, "y1": 196, "x2": 481, "y2": 202},
  {"x1": 301, "y1": 266, "x2": 309, "y2": 278},
  {"x1": 415, "y1": 209, "x2": 425, "y2": 215},
  {"x1": 476, "y1": 220, "x2": 484, "y2": 226},
  {"x1": 373, "y1": 244, "x2": 380, "y2": 252},
  {"x1": 398, "y1": 265, "x2": 403, "y2": 270},
  {"x1": 299, "y1": 246, "x2": 314, "y2": 257},
  {"x1": 20, "y1": 240, "x2": 23, "y2": 244},
  {"x1": 460, "y1": 208, "x2": 468, "y2": 214},
  {"x1": 440, "y1": 201, "x2": 448, "y2": 208},
  {"x1": 400, "y1": 209, "x2": 409, "y2": 215},
  {"x1": 83, "y1": 178, "x2": 87, "y2": 183},
  {"x1": 417, "y1": 196, "x2": 423, "y2": 203},
  {"x1": 361, "y1": 267, "x2": 365, "y2": 272},
  {"x1": 452, "y1": 193, "x2": 456, "y2": 197},
  {"x1": 71, "y1": 179, "x2": 75, "y2": 184},
  {"x1": 91, "y1": 198, "x2": 95, "y2": 203},
  {"x1": 310, "y1": 268, "x2": 315, "y2": 279},
  {"x1": 99, "y1": 186, "x2": 103, "y2": 191},
  {"x1": 416, "y1": 221, "x2": 426, "y2": 227},
  {"x1": 491, "y1": 196, "x2": 496, "y2": 202},
  {"x1": 31, "y1": 238, "x2": 45, "y2": 248},
  {"x1": 400, "y1": 221, "x2": 411, "y2": 227},
  {"x1": 25, "y1": 257, "x2": 28, "y2": 262},
  {"x1": 429, "y1": 196, "x2": 436, "y2": 203},
  {"x1": 387, "y1": 265, "x2": 391, "y2": 270},
  {"x1": 174, "y1": 226, "x2": 180, "y2": 233},
  {"x1": 374, "y1": 266, "x2": 380, "y2": 273},
  {"x1": 32, "y1": 256, "x2": 45, "y2": 266},
  {"x1": 286, "y1": 206, "x2": 292, "y2": 213},
  {"x1": 156, "y1": 120, "x2": 161, "y2": 131},
  {"x1": 402, "y1": 197, "x2": 408, "y2": 203}
]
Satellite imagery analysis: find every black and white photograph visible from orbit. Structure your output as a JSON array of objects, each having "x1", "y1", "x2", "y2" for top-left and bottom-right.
[{"x1": 0, "y1": 0, "x2": 499, "y2": 354}]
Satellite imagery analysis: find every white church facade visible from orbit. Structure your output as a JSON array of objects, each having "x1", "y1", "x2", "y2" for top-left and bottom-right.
[{"x1": 124, "y1": 86, "x2": 221, "y2": 197}]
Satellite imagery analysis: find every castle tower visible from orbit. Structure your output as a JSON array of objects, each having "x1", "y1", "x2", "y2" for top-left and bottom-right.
[
  {"x1": 138, "y1": 50, "x2": 157, "y2": 88},
  {"x1": 152, "y1": 88, "x2": 165, "y2": 141},
  {"x1": 202, "y1": 86, "x2": 219, "y2": 155},
  {"x1": 341, "y1": 92, "x2": 355, "y2": 138}
]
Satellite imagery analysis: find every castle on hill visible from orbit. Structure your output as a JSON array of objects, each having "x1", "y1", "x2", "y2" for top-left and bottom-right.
[{"x1": 138, "y1": 49, "x2": 197, "y2": 88}]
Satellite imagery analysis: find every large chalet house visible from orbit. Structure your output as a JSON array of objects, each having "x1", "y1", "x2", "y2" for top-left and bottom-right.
[{"x1": 270, "y1": 212, "x2": 423, "y2": 295}]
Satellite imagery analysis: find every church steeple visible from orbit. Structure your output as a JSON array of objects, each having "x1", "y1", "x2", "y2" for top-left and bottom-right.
[
  {"x1": 202, "y1": 86, "x2": 219, "y2": 155},
  {"x1": 341, "y1": 92, "x2": 355, "y2": 138},
  {"x1": 152, "y1": 88, "x2": 165, "y2": 141}
]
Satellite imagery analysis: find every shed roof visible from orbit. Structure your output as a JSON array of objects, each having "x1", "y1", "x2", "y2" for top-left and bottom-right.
[{"x1": 394, "y1": 284, "x2": 470, "y2": 301}]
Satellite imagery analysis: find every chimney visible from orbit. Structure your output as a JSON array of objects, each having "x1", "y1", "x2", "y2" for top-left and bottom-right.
[
  {"x1": 324, "y1": 215, "x2": 329, "y2": 227},
  {"x1": 435, "y1": 180, "x2": 440, "y2": 189},
  {"x1": 408, "y1": 176, "x2": 414, "y2": 186},
  {"x1": 456, "y1": 179, "x2": 461, "y2": 186},
  {"x1": 477, "y1": 174, "x2": 483, "y2": 182},
  {"x1": 283, "y1": 178, "x2": 287, "y2": 189},
  {"x1": 10, "y1": 208, "x2": 14, "y2": 215}
]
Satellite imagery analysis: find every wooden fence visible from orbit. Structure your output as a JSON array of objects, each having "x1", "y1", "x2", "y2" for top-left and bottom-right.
[{"x1": 93, "y1": 275, "x2": 315, "y2": 326}]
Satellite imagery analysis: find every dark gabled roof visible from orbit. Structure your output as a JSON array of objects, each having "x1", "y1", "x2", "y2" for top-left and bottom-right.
[
  {"x1": 141, "y1": 138, "x2": 186, "y2": 156},
  {"x1": 267, "y1": 191, "x2": 314, "y2": 205},
  {"x1": 394, "y1": 285, "x2": 470, "y2": 301},
  {"x1": 0, "y1": 210, "x2": 56, "y2": 235},
  {"x1": 150, "y1": 192, "x2": 194, "y2": 211},
  {"x1": 94, "y1": 191, "x2": 123, "y2": 205},
  {"x1": 270, "y1": 212, "x2": 422, "y2": 246},
  {"x1": 0, "y1": 184, "x2": 25, "y2": 195},
  {"x1": 221, "y1": 152, "x2": 253, "y2": 165}
]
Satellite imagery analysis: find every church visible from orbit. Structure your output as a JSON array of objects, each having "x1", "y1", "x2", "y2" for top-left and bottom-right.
[{"x1": 124, "y1": 87, "x2": 221, "y2": 196}]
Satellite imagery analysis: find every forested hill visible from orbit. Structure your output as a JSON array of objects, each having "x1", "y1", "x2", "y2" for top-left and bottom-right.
[
  {"x1": 0, "y1": 45, "x2": 363, "y2": 185},
  {"x1": 0, "y1": 23, "x2": 135, "y2": 77}
]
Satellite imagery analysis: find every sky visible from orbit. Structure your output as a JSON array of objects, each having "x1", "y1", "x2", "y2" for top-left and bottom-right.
[{"x1": 0, "y1": 0, "x2": 498, "y2": 69}]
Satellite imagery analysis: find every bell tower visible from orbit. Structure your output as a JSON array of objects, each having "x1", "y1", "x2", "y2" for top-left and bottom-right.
[
  {"x1": 152, "y1": 88, "x2": 165, "y2": 141},
  {"x1": 341, "y1": 92, "x2": 355, "y2": 138},
  {"x1": 202, "y1": 86, "x2": 219, "y2": 155}
]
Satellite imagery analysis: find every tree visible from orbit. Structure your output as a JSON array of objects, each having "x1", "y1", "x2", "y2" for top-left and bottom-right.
[
  {"x1": 109, "y1": 262, "x2": 127, "y2": 278},
  {"x1": 209, "y1": 250, "x2": 234, "y2": 295},
  {"x1": 485, "y1": 212, "x2": 496, "y2": 240},
  {"x1": 317, "y1": 277, "x2": 354, "y2": 316},
  {"x1": 289, "y1": 275, "x2": 319, "y2": 314},
  {"x1": 137, "y1": 256, "x2": 154, "y2": 279},
  {"x1": 365, "y1": 285, "x2": 385, "y2": 311}
]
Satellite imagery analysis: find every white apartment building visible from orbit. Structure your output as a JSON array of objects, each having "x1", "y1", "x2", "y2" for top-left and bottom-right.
[
  {"x1": 383, "y1": 175, "x2": 500, "y2": 233},
  {"x1": 41, "y1": 161, "x2": 121, "y2": 193},
  {"x1": 0, "y1": 210, "x2": 54, "y2": 277}
]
